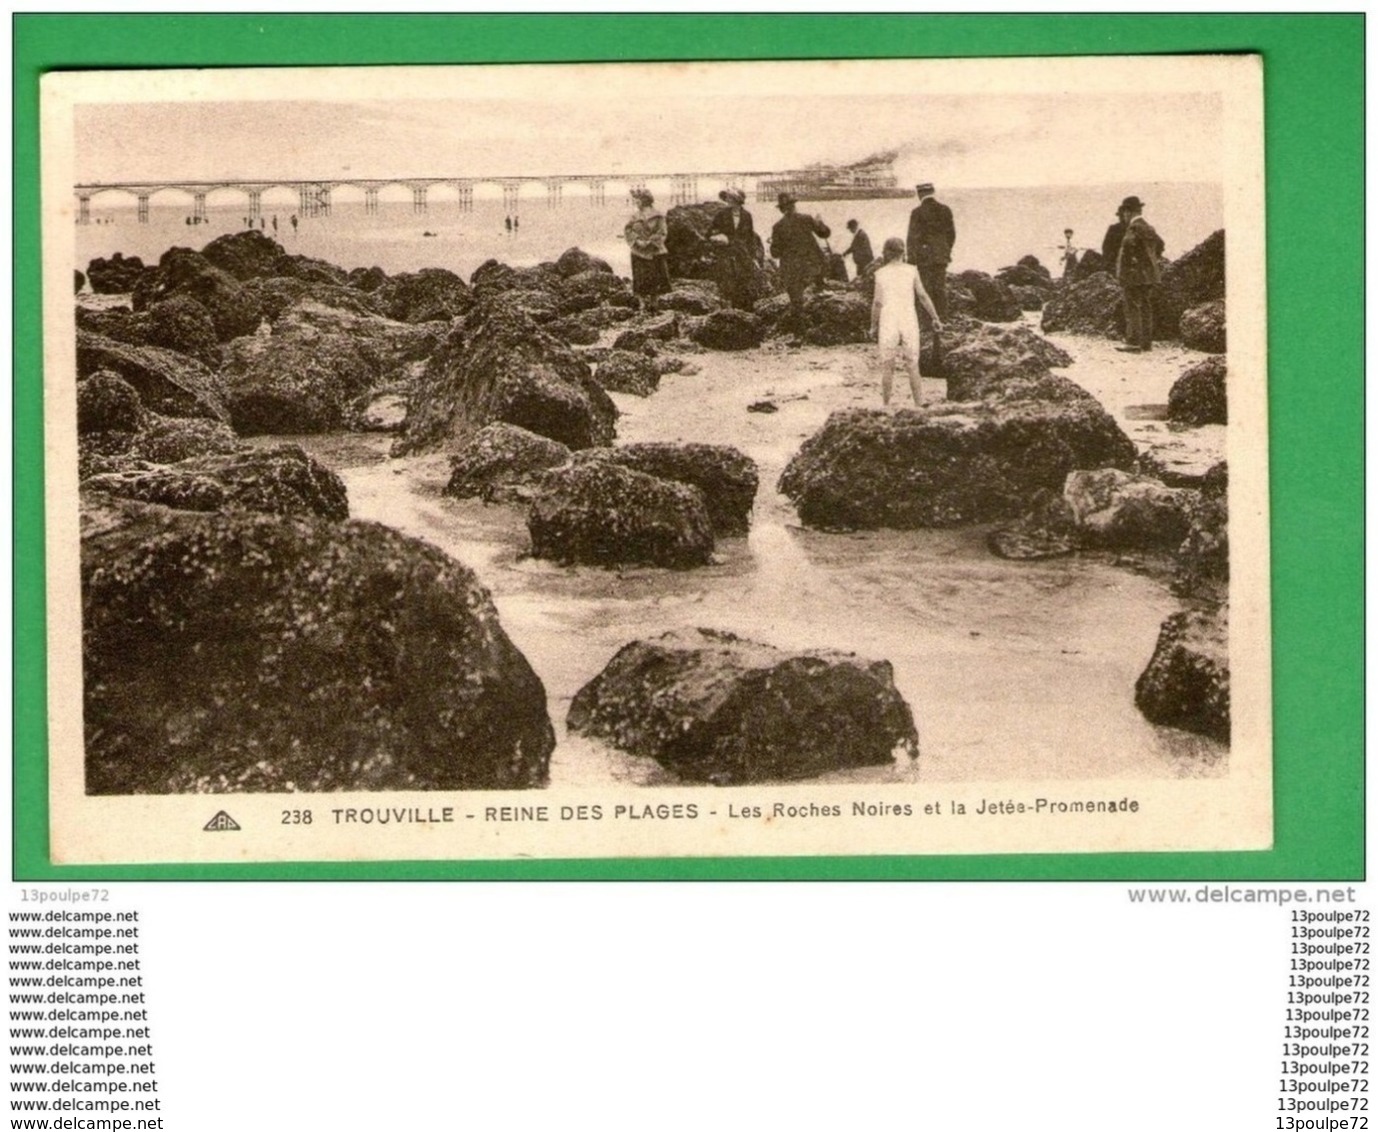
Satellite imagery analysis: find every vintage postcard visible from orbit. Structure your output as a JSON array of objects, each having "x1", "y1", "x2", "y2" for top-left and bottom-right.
[{"x1": 40, "y1": 56, "x2": 1268, "y2": 865}]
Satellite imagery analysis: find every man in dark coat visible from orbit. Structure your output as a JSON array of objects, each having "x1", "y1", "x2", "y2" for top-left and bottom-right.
[
  {"x1": 1101, "y1": 204, "x2": 1130, "y2": 270},
  {"x1": 769, "y1": 192, "x2": 831, "y2": 336},
  {"x1": 841, "y1": 219, "x2": 874, "y2": 277},
  {"x1": 1114, "y1": 195, "x2": 1165, "y2": 352},
  {"x1": 905, "y1": 182, "x2": 955, "y2": 319}
]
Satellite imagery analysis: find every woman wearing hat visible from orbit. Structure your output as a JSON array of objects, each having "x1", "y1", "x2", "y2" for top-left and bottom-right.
[
  {"x1": 708, "y1": 187, "x2": 759, "y2": 310},
  {"x1": 624, "y1": 189, "x2": 671, "y2": 301}
]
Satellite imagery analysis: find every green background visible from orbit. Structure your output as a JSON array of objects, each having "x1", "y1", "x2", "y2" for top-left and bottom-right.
[{"x1": 12, "y1": 14, "x2": 1364, "y2": 881}]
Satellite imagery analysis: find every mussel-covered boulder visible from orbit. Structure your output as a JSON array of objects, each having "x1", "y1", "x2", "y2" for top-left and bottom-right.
[
  {"x1": 1040, "y1": 272, "x2": 1124, "y2": 338},
  {"x1": 528, "y1": 461, "x2": 714, "y2": 568},
  {"x1": 779, "y1": 401, "x2": 1137, "y2": 530},
  {"x1": 1158, "y1": 229, "x2": 1225, "y2": 333},
  {"x1": 1173, "y1": 462, "x2": 1229, "y2": 601},
  {"x1": 567, "y1": 627, "x2": 919, "y2": 785},
  {"x1": 556, "y1": 246, "x2": 614, "y2": 277},
  {"x1": 613, "y1": 312, "x2": 679, "y2": 353},
  {"x1": 200, "y1": 230, "x2": 292, "y2": 281},
  {"x1": 689, "y1": 308, "x2": 765, "y2": 351},
  {"x1": 376, "y1": 268, "x2": 474, "y2": 323},
  {"x1": 664, "y1": 203, "x2": 768, "y2": 302},
  {"x1": 78, "y1": 371, "x2": 147, "y2": 435},
  {"x1": 349, "y1": 265, "x2": 389, "y2": 293},
  {"x1": 131, "y1": 247, "x2": 263, "y2": 342},
  {"x1": 77, "y1": 332, "x2": 229, "y2": 423},
  {"x1": 395, "y1": 303, "x2": 617, "y2": 455},
  {"x1": 83, "y1": 444, "x2": 348, "y2": 520},
  {"x1": 942, "y1": 323, "x2": 1074, "y2": 401},
  {"x1": 75, "y1": 270, "x2": 86, "y2": 294},
  {"x1": 86, "y1": 252, "x2": 146, "y2": 294},
  {"x1": 220, "y1": 324, "x2": 377, "y2": 435},
  {"x1": 81, "y1": 500, "x2": 555, "y2": 793},
  {"x1": 994, "y1": 258, "x2": 1054, "y2": 290},
  {"x1": 593, "y1": 350, "x2": 661, "y2": 397},
  {"x1": 580, "y1": 442, "x2": 757, "y2": 536},
  {"x1": 796, "y1": 291, "x2": 871, "y2": 346},
  {"x1": 124, "y1": 416, "x2": 242, "y2": 465},
  {"x1": 1168, "y1": 355, "x2": 1227, "y2": 425},
  {"x1": 1063, "y1": 469, "x2": 1193, "y2": 549},
  {"x1": 1134, "y1": 606, "x2": 1230, "y2": 742},
  {"x1": 1179, "y1": 300, "x2": 1226, "y2": 354},
  {"x1": 444, "y1": 423, "x2": 571, "y2": 503},
  {"x1": 655, "y1": 284, "x2": 724, "y2": 316},
  {"x1": 144, "y1": 295, "x2": 221, "y2": 366},
  {"x1": 242, "y1": 277, "x2": 386, "y2": 322},
  {"x1": 949, "y1": 270, "x2": 1022, "y2": 322}
]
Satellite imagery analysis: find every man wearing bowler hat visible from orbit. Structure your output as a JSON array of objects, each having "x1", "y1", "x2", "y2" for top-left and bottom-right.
[
  {"x1": 906, "y1": 182, "x2": 956, "y2": 321},
  {"x1": 1114, "y1": 195, "x2": 1165, "y2": 352},
  {"x1": 769, "y1": 191, "x2": 831, "y2": 338}
]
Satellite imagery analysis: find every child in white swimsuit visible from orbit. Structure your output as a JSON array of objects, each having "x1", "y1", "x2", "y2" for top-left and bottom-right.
[{"x1": 870, "y1": 237, "x2": 942, "y2": 406}]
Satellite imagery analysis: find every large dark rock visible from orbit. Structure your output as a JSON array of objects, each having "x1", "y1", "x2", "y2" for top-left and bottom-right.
[
  {"x1": 1135, "y1": 606, "x2": 1230, "y2": 742},
  {"x1": 779, "y1": 401, "x2": 1137, "y2": 530},
  {"x1": 395, "y1": 302, "x2": 617, "y2": 455},
  {"x1": 86, "y1": 253, "x2": 146, "y2": 294},
  {"x1": 942, "y1": 323, "x2": 1074, "y2": 401},
  {"x1": 75, "y1": 270, "x2": 86, "y2": 294},
  {"x1": 995, "y1": 259, "x2": 1054, "y2": 290},
  {"x1": 76, "y1": 306, "x2": 148, "y2": 348},
  {"x1": 124, "y1": 416, "x2": 243, "y2": 465},
  {"x1": 613, "y1": 312, "x2": 679, "y2": 352},
  {"x1": 270, "y1": 301, "x2": 444, "y2": 378},
  {"x1": 220, "y1": 324, "x2": 377, "y2": 435},
  {"x1": 1168, "y1": 355, "x2": 1227, "y2": 425},
  {"x1": 584, "y1": 442, "x2": 757, "y2": 536},
  {"x1": 131, "y1": 247, "x2": 263, "y2": 342},
  {"x1": 797, "y1": 291, "x2": 871, "y2": 345},
  {"x1": 555, "y1": 246, "x2": 614, "y2": 277},
  {"x1": 664, "y1": 203, "x2": 769, "y2": 305},
  {"x1": 144, "y1": 295, "x2": 221, "y2": 366},
  {"x1": 567, "y1": 627, "x2": 919, "y2": 785},
  {"x1": 444, "y1": 423, "x2": 571, "y2": 503},
  {"x1": 553, "y1": 269, "x2": 635, "y2": 315},
  {"x1": 349, "y1": 265, "x2": 389, "y2": 293},
  {"x1": 528, "y1": 460, "x2": 714, "y2": 568},
  {"x1": 1069, "y1": 250, "x2": 1108, "y2": 283},
  {"x1": 77, "y1": 332, "x2": 229, "y2": 423},
  {"x1": 1174, "y1": 462, "x2": 1229, "y2": 601},
  {"x1": 949, "y1": 270, "x2": 1022, "y2": 322},
  {"x1": 656, "y1": 283, "x2": 724, "y2": 316},
  {"x1": 375, "y1": 268, "x2": 474, "y2": 323},
  {"x1": 1160, "y1": 229, "x2": 1225, "y2": 311},
  {"x1": 1063, "y1": 469, "x2": 1193, "y2": 549},
  {"x1": 243, "y1": 277, "x2": 387, "y2": 322},
  {"x1": 986, "y1": 489, "x2": 1079, "y2": 560},
  {"x1": 81, "y1": 501, "x2": 555, "y2": 793},
  {"x1": 689, "y1": 308, "x2": 765, "y2": 351},
  {"x1": 1179, "y1": 300, "x2": 1226, "y2": 354},
  {"x1": 200, "y1": 230, "x2": 292, "y2": 281},
  {"x1": 1041, "y1": 272, "x2": 1123, "y2": 338},
  {"x1": 593, "y1": 350, "x2": 661, "y2": 397},
  {"x1": 83, "y1": 444, "x2": 348, "y2": 520},
  {"x1": 78, "y1": 371, "x2": 147, "y2": 435}
]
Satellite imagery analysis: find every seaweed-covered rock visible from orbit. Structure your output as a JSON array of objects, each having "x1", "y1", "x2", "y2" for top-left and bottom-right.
[
  {"x1": 995, "y1": 259, "x2": 1054, "y2": 290},
  {"x1": 690, "y1": 308, "x2": 765, "y2": 351},
  {"x1": 1179, "y1": 300, "x2": 1226, "y2": 354},
  {"x1": 200, "y1": 230, "x2": 292, "y2": 281},
  {"x1": 613, "y1": 312, "x2": 679, "y2": 352},
  {"x1": 942, "y1": 324, "x2": 1075, "y2": 401},
  {"x1": 444, "y1": 423, "x2": 571, "y2": 503},
  {"x1": 220, "y1": 324, "x2": 377, "y2": 434},
  {"x1": 242, "y1": 277, "x2": 387, "y2": 323},
  {"x1": 131, "y1": 247, "x2": 263, "y2": 342},
  {"x1": 376, "y1": 268, "x2": 474, "y2": 323},
  {"x1": 1168, "y1": 355, "x2": 1227, "y2": 425},
  {"x1": 949, "y1": 270, "x2": 1022, "y2": 322},
  {"x1": 1040, "y1": 272, "x2": 1124, "y2": 338},
  {"x1": 528, "y1": 460, "x2": 714, "y2": 568},
  {"x1": 593, "y1": 350, "x2": 661, "y2": 397},
  {"x1": 78, "y1": 371, "x2": 147, "y2": 435},
  {"x1": 567, "y1": 627, "x2": 918, "y2": 784},
  {"x1": 144, "y1": 295, "x2": 221, "y2": 366},
  {"x1": 76, "y1": 332, "x2": 229, "y2": 423},
  {"x1": 1134, "y1": 606, "x2": 1230, "y2": 742},
  {"x1": 779, "y1": 401, "x2": 1137, "y2": 530},
  {"x1": 128, "y1": 416, "x2": 242, "y2": 464},
  {"x1": 655, "y1": 285, "x2": 724, "y2": 316},
  {"x1": 395, "y1": 302, "x2": 617, "y2": 454},
  {"x1": 986, "y1": 489, "x2": 1079, "y2": 560},
  {"x1": 349, "y1": 265, "x2": 389, "y2": 293},
  {"x1": 664, "y1": 203, "x2": 769, "y2": 302},
  {"x1": 83, "y1": 444, "x2": 348, "y2": 520},
  {"x1": 75, "y1": 269, "x2": 86, "y2": 294},
  {"x1": 81, "y1": 501, "x2": 554, "y2": 792},
  {"x1": 1173, "y1": 462, "x2": 1229, "y2": 601},
  {"x1": 556, "y1": 246, "x2": 614, "y2": 277},
  {"x1": 1063, "y1": 469, "x2": 1193, "y2": 549},
  {"x1": 1160, "y1": 230, "x2": 1225, "y2": 313},
  {"x1": 86, "y1": 252, "x2": 146, "y2": 294},
  {"x1": 797, "y1": 291, "x2": 871, "y2": 346},
  {"x1": 584, "y1": 442, "x2": 757, "y2": 536}
]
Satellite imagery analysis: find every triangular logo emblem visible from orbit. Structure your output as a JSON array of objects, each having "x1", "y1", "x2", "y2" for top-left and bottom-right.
[{"x1": 203, "y1": 811, "x2": 241, "y2": 832}]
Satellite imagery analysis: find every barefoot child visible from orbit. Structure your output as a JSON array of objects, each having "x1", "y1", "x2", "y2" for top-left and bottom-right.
[{"x1": 870, "y1": 237, "x2": 942, "y2": 406}]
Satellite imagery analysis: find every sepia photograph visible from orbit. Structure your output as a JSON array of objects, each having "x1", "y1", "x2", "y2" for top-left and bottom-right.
[{"x1": 40, "y1": 56, "x2": 1270, "y2": 863}]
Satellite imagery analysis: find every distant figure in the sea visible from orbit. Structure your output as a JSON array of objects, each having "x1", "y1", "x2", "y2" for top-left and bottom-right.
[
  {"x1": 185, "y1": 216, "x2": 192, "y2": 226},
  {"x1": 841, "y1": 219, "x2": 874, "y2": 278},
  {"x1": 260, "y1": 217, "x2": 266, "y2": 230},
  {"x1": 1115, "y1": 195, "x2": 1165, "y2": 353},
  {"x1": 769, "y1": 191, "x2": 830, "y2": 337},
  {"x1": 504, "y1": 215, "x2": 512, "y2": 234},
  {"x1": 290, "y1": 214, "x2": 298, "y2": 234},
  {"x1": 272, "y1": 215, "x2": 278, "y2": 233},
  {"x1": 709, "y1": 187, "x2": 758, "y2": 310},
  {"x1": 905, "y1": 182, "x2": 955, "y2": 320},
  {"x1": 624, "y1": 189, "x2": 671, "y2": 301},
  {"x1": 1060, "y1": 228, "x2": 1079, "y2": 278},
  {"x1": 870, "y1": 237, "x2": 941, "y2": 408},
  {"x1": 513, "y1": 216, "x2": 520, "y2": 232},
  {"x1": 1101, "y1": 203, "x2": 1129, "y2": 269}
]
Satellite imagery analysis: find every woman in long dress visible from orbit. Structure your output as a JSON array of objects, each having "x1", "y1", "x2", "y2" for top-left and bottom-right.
[
  {"x1": 624, "y1": 189, "x2": 671, "y2": 300},
  {"x1": 869, "y1": 237, "x2": 942, "y2": 407},
  {"x1": 708, "y1": 187, "x2": 759, "y2": 310}
]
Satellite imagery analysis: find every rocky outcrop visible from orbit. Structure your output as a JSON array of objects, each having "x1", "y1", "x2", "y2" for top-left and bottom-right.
[
  {"x1": 779, "y1": 401, "x2": 1137, "y2": 530},
  {"x1": 664, "y1": 203, "x2": 770, "y2": 304},
  {"x1": 1173, "y1": 462, "x2": 1228, "y2": 602},
  {"x1": 131, "y1": 247, "x2": 264, "y2": 342},
  {"x1": 444, "y1": 423, "x2": 571, "y2": 503},
  {"x1": 1179, "y1": 300, "x2": 1226, "y2": 354},
  {"x1": 83, "y1": 444, "x2": 348, "y2": 520},
  {"x1": 1063, "y1": 469, "x2": 1193, "y2": 549},
  {"x1": 143, "y1": 295, "x2": 221, "y2": 366},
  {"x1": 120, "y1": 416, "x2": 243, "y2": 466},
  {"x1": 583, "y1": 442, "x2": 758, "y2": 536},
  {"x1": 613, "y1": 312, "x2": 679, "y2": 353},
  {"x1": 528, "y1": 461, "x2": 714, "y2": 568},
  {"x1": 994, "y1": 258, "x2": 1054, "y2": 291},
  {"x1": 1159, "y1": 229, "x2": 1225, "y2": 323},
  {"x1": 593, "y1": 350, "x2": 661, "y2": 397},
  {"x1": 556, "y1": 246, "x2": 614, "y2": 277},
  {"x1": 656, "y1": 284, "x2": 724, "y2": 316},
  {"x1": 375, "y1": 268, "x2": 474, "y2": 323},
  {"x1": 81, "y1": 500, "x2": 555, "y2": 792},
  {"x1": 949, "y1": 270, "x2": 1022, "y2": 322},
  {"x1": 689, "y1": 308, "x2": 765, "y2": 351},
  {"x1": 942, "y1": 323, "x2": 1074, "y2": 401},
  {"x1": 77, "y1": 374, "x2": 241, "y2": 476},
  {"x1": 1134, "y1": 606, "x2": 1229, "y2": 742},
  {"x1": 77, "y1": 332, "x2": 229, "y2": 423},
  {"x1": 567, "y1": 627, "x2": 919, "y2": 784},
  {"x1": 1040, "y1": 272, "x2": 1123, "y2": 338},
  {"x1": 78, "y1": 371, "x2": 147, "y2": 435},
  {"x1": 244, "y1": 277, "x2": 386, "y2": 322},
  {"x1": 1168, "y1": 355, "x2": 1227, "y2": 425},
  {"x1": 796, "y1": 291, "x2": 871, "y2": 346},
  {"x1": 86, "y1": 252, "x2": 145, "y2": 294},
  {"x1": 200, "y1": 230, "x2": 292, "y2": 281},
  {"x1": 394, "y1": 302, "x2": 617, "y2": 455}
]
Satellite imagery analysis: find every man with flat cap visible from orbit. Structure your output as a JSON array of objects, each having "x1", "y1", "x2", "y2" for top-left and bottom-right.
[
  {"x1": 1114, "y1": 195, "x2": 1165, "y2": 352},
  {"x1": 906, "y1": 182, "x2": 956, "y2": 320},
  {"x1": 769, "y1": 191, "x2": 831, "y2": 337}
]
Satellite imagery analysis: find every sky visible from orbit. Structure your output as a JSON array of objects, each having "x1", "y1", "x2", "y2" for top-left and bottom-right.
[{"x1": 74, "y1": 88, "x2": 1225, "y2": 191}]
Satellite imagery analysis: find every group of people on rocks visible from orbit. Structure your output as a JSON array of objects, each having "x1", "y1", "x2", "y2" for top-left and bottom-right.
[{"x1": 624, "y1": 180, "x2": 1166, "y2": 405}]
